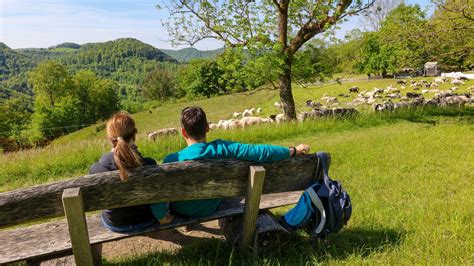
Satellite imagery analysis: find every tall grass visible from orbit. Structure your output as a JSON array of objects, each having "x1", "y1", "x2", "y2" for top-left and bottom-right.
[
  {"x1": 105, "y1": 118, "x2": 473, "y2": 265},
  {"x1": 1, "y1": 106, "x2": 472, "y2": 192}
]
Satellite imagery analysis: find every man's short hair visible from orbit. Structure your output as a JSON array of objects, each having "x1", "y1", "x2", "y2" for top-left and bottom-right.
[{"x1": 181, "y1": 106, "x2": 208, "y2": 140}]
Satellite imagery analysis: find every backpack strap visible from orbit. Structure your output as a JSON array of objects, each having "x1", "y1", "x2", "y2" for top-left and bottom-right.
[
  {"x1": 317, "y1": 152, "x2": 331, "y2": 188},
  {"x1": 306, "y1": 187, "x2": 326, "y2": 234}
]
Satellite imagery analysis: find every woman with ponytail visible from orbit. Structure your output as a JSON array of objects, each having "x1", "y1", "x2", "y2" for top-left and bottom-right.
[{"x1": 89, "y1": 111, "x2": 173, "y2": 233}]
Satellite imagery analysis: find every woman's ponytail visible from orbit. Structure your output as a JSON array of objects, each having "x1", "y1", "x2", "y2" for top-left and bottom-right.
[{"x1": 106, "y1": 112, "x2": 143, "y2": 181}]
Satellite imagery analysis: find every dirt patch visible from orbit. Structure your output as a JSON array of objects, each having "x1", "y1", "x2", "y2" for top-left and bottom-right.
[{"x1": 101, "y1": 220, "x2": 224, "y2": 260}]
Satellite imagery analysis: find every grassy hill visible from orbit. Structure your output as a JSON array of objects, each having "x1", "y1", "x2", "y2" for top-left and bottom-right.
[
  {"x1": 0, "y1": 78, "x2": 473, "y2": 264},
  {"x1": 161, "y1": 47, "x2": 224, "y2": 62}
]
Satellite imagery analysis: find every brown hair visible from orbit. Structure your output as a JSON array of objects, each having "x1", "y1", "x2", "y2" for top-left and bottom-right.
[
  {"x1": 106, "y1": 111, "x2": 142, "y2": 181},
  {"x1": 181, "y1": 106, "x2": 208, "y2": 140}
]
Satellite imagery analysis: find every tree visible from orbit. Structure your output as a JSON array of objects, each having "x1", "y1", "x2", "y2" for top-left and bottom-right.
[
  {"x1": 360, "y1": 0, "x2": 402, "y2": 31},
  {"x1": 178, "y1": 59, "x2": 225, "y2": 98},
  {"x1": 430, "y1": 0, "x2": 474, "y2": 69},
  {"x1": 142, "y1": 67, "x2": 175, "y2": 101},
  {"x1": 28, "y1": 60, "x2": 69, "y2": 107},
  {"x1": 292, "y1": 40, "x2": 335, "y2": 86},
  {"x1": 357, "y1": 4, "x2": 430, "y2": 75},
  {"x1": 432, "y1": 0, "x2": 473, "y2": 21},
  {"x1": 28, "y1": 61, "x2": 120, "y2": 143},
  {"x1": 159, "y1": 0, "x2": 374, "y2": 119}
]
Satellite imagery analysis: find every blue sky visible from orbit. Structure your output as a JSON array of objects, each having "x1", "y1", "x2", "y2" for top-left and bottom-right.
[{"x1": 0, "y1": 0, "x2": 434, "y2": 50}]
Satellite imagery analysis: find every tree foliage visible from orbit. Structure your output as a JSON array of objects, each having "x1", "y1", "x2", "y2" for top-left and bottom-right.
[
  {"x1": 27, "y1": 61, "x2": 119, "y2": 144},
  {"x1": 159, "y1": 0, "x2": 374, "y2": 119}
]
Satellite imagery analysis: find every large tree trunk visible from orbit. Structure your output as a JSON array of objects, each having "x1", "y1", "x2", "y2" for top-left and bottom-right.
[
  {"x1": 279, "y1": 54, "x2": 296, "y2": 119},
  {"x1": 276, "y1": 0, "x2": 296, "y2": 120}
]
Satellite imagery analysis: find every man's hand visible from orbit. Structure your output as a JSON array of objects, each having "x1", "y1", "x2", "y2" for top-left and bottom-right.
[{"x1": 295, "y1": 144, "x2": 310, "y2": 155}]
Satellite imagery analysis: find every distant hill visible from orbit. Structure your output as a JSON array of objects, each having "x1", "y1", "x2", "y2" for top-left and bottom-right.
[
  {"x1": 49, "y1": 42, "x2": 81, "y2": 49},
  {"x1": 1, "y1": 38, "x2": 178, "y2": 97},
  {"x1": 161, "y1": 47, "x2": 224, "y2": 62}
]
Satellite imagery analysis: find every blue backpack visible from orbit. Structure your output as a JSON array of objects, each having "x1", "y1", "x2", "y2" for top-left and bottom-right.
[{"x1": 281, "y1": 152, "x2": 352, "y2": 240}]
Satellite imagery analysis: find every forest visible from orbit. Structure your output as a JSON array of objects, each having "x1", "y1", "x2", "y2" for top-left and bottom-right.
[{"x1": 0, "y1": 1, "x2": 472, "y2": 151}]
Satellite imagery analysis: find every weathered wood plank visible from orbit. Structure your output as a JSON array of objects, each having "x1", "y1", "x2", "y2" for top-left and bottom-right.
[
  {"x1": 62, "y1": 188, "x2": 94, "y2": 266},
  {"x1": 241, "y1": 166, "x2": 265, "y2": 249},
  {"x1": 0, "y1": 192, "x2": 302, "y2": 264},
  {"x1": 0, "y1": 154, "x2": 320, "y2": 227}
]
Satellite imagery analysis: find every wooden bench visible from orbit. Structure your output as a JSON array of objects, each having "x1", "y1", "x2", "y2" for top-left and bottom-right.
[{"x1": 0, "y1": 153, "x2": 326, "y2": 265}]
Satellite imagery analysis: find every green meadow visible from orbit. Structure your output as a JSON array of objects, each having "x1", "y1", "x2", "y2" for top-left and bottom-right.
[{"x1": 1, "y1": 78, "x2": 473, "y2": 264}]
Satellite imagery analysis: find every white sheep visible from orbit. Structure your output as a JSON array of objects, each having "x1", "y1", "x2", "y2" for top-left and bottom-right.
[
  {"x1": 275, "y1": 113, "x2": 288, "y2": 124},
  {"x1": 240, "y1": 116, "x2": 264, "y2": 128},
  {"x1": 256, "y1": 107, "x2": 262, "y2": 114},
  {"x1": 242, "y1": 109, "x2": 253, "y2": 117},
  {"x1": 326, "y1": 97, "x2": 338, "y2": 104},
  {"x1": 209, "y1": 123, "x2": 220, "y2": 130},
  {"x1": 451, "y1": 79, "x2": 465, "y2": 85},
  {"x1": 221, "y1": 119, "x2": 241, "y2": 130},
  {"x1": 440, "y1": 95, "x2": 471, "y2": 107},
  {"x1": 147, "y1": 128, "x2": 178, "y2": 141},
  {"x1": 274, "y1": 102, "x2": 282, "y2": 108},
  {"x1": 233, "y1": 112, "x2": 242, "y2": 118}
]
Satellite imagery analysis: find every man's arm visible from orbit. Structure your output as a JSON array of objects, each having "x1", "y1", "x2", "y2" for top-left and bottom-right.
[{"x1": 222, "y1": 140, "x2": 290, "y2": 163}]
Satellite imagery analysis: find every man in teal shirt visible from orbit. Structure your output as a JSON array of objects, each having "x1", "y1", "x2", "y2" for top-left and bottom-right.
[{"x1": 151, "y1": 106, "x2": 310, "y2": 218}]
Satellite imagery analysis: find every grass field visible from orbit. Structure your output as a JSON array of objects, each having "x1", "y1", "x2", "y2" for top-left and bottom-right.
[{"x1": 1, "y1": 78, "x2": 473, "y2": 264}]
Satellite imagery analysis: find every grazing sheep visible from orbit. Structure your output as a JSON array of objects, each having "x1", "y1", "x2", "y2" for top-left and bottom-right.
[
  {"x1": 240, "y1": 116, "x2": 264, "y2": 128},
  {"x1": 451, "y1": 79, "x2": 465, "y2": 85},
  {"x1": 422, "y1": 89, "x2": 429, "y2": 94},
  {"x1": 233, "y1": 112, "x2": 242, "y2": 118},
  {"x1": 423, "y1": 99, "x2": 439, "y2": 106},
  {"x1": 275, "y1": 113, "x2": 288, "y2": 124},
  {"x1": 147, "y1": 128, "x2": 179, "y2": 141},
  {"x1": 406, "y1": 92, "x2": 422, "y2": 98},
  {"x1": 440, "y1": 95, "x2": 472, "y2": 107},
  {"x1": 274, "y1": 102, "x2": 282, "y2": 108},
  {"x1": 332, "y1": 107, "x2": 358, "y2": 117},
  {"x1": 386, "y1": 93, "x2": 401, "y2": 99},
  {"x1": 209, "y1": 123, "x2": 220, "y2": 130},
  {"x1": 306, "y1": 100, "x2": 322, "y2": 107},
  {"x1": 373, "y1": 100, "x2": 394, "y2": 112},
  {"x1": 367, "y1": 97, "x2": 376, "y2": 104},
  {"x1": 222, "y1": 119, "x2": 241, "y2": 130},
  {"x1": 394, "y1": 102, "x2": 412, "y2": 109},
  {"x1": 242, "y1": 109, "x2": 253, "y2": 117},
  {"x1": 400, "y1": 96, "x2": 409, "y2": 102},
  {"x1": 326, "y1": 97, "x2": 338, "y2": 104},
  {"x1": 349, "y1": 86, "x2": 359, "y2": 93}
]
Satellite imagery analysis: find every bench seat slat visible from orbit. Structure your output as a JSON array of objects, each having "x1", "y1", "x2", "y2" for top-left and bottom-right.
[{"x1": 0, "y1": 191, "x2": 301, "y2": 264}]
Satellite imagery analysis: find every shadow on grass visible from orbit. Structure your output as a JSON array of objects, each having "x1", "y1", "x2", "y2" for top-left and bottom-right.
[{"x1": 104, "y1": 226, "x2": 405, "y2": 265}]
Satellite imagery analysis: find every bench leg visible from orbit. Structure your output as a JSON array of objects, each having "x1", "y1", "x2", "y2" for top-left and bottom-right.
[
  {"x1": 241, "y1": 166, "x2": 266, "y2": 250},
  {"x1": 62, "y1": 187, "x2": 95, "y2": 265}
]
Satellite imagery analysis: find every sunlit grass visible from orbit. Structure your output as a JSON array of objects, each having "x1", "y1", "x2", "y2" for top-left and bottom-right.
[{"x1": 1, "y1": 78, "x2": 473, "y2": 264}]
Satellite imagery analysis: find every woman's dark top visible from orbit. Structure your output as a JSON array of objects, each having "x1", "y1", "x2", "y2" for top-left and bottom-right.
[{"x1": 89, "y1": 150, "x2": 156, "y2": 227}]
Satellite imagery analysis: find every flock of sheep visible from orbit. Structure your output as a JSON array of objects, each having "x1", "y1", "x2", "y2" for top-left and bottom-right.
[{"x1": 146, "y1": 76, "x2": 472, "y2": 141}]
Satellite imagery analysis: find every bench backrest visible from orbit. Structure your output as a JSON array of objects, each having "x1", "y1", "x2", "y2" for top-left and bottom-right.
[{"x1": 0, "y1": 154, "x2": 320, "y2": 228}]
